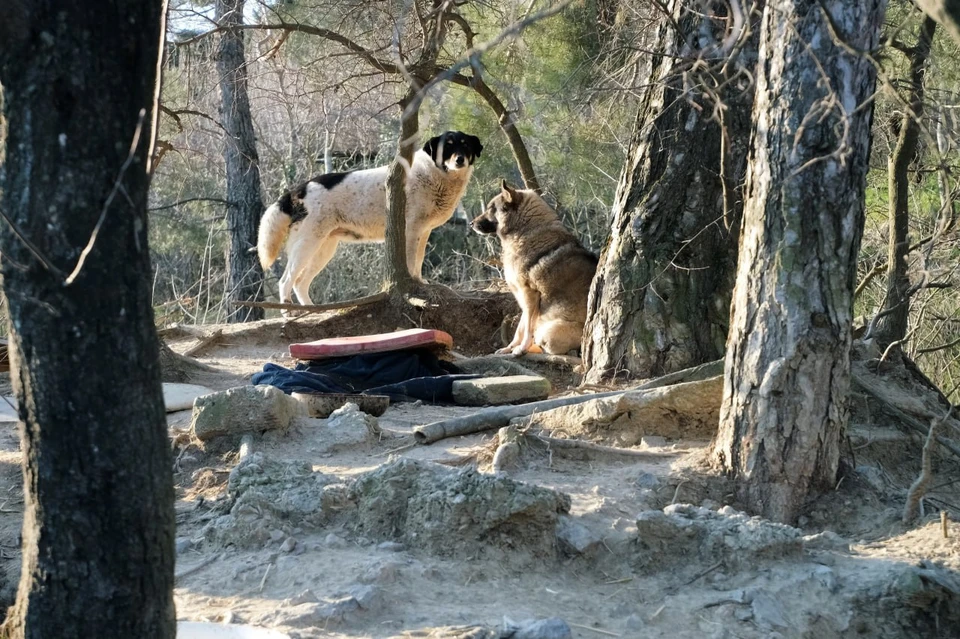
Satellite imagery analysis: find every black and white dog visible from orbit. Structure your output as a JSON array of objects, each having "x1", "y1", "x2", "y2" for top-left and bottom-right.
[{"x1": 258, "y1": 131, "x2": 483, "y2": 305}]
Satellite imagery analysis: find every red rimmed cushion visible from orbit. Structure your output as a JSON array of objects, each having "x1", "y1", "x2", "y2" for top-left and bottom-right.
[{"x1": 290, "y1": 328, "x2": 453, "y2": 360}]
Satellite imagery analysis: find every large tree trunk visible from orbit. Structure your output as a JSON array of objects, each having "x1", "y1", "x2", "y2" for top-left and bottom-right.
[
  {"x1": 713, "y1": 0, "x2": 887, "y2": 524},
  {"x1": 873, "y1": 16, "x2": 937, "y2": 347},
  {"x1": 216, "y1": 0, "x2": 266, "y2": 323},
  {"x1": 582, "y1": 1, "x2": 759, "y2": 383},
  {"x1": 0, "y1": 0, "x2": 176, "y2": 636},
  {"x1": 383, "y1": 90, "x2": 421, "y2": 295}
]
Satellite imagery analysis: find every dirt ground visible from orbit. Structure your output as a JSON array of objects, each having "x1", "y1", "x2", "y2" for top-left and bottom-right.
[{"x1": 0, "y1": 313, "x2": 958, "y2": 638}]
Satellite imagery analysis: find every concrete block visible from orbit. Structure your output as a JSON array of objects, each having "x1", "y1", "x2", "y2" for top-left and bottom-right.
[{"x1": 452, "y1": 375, "x2": 551, "y2": 406}]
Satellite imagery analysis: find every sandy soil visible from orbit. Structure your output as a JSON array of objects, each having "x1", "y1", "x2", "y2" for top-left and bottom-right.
[{"x1": 0, "y1": 322, "x2": 958, "y2": 639}]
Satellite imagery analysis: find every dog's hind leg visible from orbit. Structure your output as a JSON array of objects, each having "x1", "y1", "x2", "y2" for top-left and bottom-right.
[
  {"x1": 290, "y1": 236, "x2": 340, "y2": 306},
  {"x1": 535, "y1": 319, "x2": 583, "y2": 355}
]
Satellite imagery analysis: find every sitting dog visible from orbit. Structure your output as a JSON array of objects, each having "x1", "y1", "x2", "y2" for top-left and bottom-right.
[
  {"x1": 471, "y1": 181, "x2": 598, "y2": 356},
  {"x1": 258, "y1": 131, "x2": 483, "y2": 305}
]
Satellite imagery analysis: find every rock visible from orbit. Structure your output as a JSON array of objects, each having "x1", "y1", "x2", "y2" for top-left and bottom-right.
[
  {"x1": 640, "y1": 435, "x2": 666, "y2": 448},
  {"x1": 377, "y1": 541, "x2": 406, "y2": 552},
  {"x1": 200, "y1": 453, "x2": 342, "y2": 548},
  {"x1": 634, "y1": 504, "x2": 802, "y2": 569},
  {"x1": 492, "y1": 425, "x2": 522, "y2": 473},
  {"x1": 802, "y1": 530, "x2": 850, "y2": 552},
  {"x1": 556, "y1": 515, "x2": 601, "y2": 556},
  {"x1": 503, "y1": 617, "x2": 572, "y2": 639},
  {"x1": 347, "y1": 584, "x2": 382, "y2": 611},
  {"x1": 280, "y1": 537, "x2": 298, "y2": 553},
  {"x1": 734, "y1": 607, "x2": 753, "y2": 622},
  {"x1": 279, "y1": 598, "x2": 359, "y2": 627},
  {"x1": 324, "y1": 533, "x2": 348, "y2": 548},
  {"x1": 452, "y1": 375, "x2": 551, "y2": 406},
  {"x1": 359, "y1": 560, "x2": 403, "y2": 584},
  {"x1": 635, "y1": 472, "x2": 660, "y2": 489},
  {"x1": 624, "y1": 614, "x2": 645, "y2": 631},
  {"x1": 288, "y1": 589, "x2": 319, "y2": 605},
  {"x1": 750, "y1": 590, "x2": 790, "y2": 631},
  {"x1": 351, "y1": 459, "x2": 570, "y2": 559},
  {"x1": 811, "y1": 565, "x2": 839, "y2": 593},
  {"x1": 191, "y1": 385, "x2": 300, "y2": 444},
  {"x1": 321, "y1": 403, "x2": 380, "y2": 451},
  {"x1": 175, "y1": 537, "x2": 193, "y2": 554}
]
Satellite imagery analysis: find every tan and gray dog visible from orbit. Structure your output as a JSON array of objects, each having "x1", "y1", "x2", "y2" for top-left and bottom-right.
[{"x1": 471, "y1": 181, "x2": 598, "y2": 356}]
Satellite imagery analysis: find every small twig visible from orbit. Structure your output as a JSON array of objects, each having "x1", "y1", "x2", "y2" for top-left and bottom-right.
[
  {"x1": 942, "y1": 511, "x2": 949, "y2": 538},
  {"x1": 259, "y1": 563, "x2": 273, "y2": 592},
  {"x1": 684, "y1": 560, "x2": 723, "y2": 585},
  {"x1": 568, "y1": 623, "x2": 621, "y2": 637}
]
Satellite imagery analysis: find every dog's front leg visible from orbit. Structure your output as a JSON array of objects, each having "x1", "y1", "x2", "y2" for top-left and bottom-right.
[
  {"x1": 405, "y1": 228, "x2": 430, "y2": 282},
  {"x1": 496, "y1": 311, "x2": 526, "y2": 354},
  {"x1": 511, "y1": 288, "x2": 541, "y2": 357}
]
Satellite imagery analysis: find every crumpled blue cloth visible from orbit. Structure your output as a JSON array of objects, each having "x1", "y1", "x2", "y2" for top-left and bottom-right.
[{"x1": 250, "y1": 348, "x2": 480, "y2": 403}]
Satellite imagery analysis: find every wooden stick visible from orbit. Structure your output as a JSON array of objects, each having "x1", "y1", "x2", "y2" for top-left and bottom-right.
[
  {"x1": 233, "y1": 292, "x2": 388, "y2": 313},
  {"x1": 530, "y1": 434, "x2": 679, "y2": 459},
  {"x1": 182, "y1": 328, "x2": 223, "y2": 358},
  {"x1": 413, "y1": 359, "x2": 723, "y2": 444}
]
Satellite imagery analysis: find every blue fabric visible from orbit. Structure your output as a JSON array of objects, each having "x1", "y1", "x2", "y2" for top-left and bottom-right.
[{"x1": 250, "y1": 349, "x2": 480, "y2": 403}]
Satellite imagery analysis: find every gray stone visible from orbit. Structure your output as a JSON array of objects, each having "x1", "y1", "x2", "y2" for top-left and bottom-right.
[
  {"x1": 640, "y1": 435, "x2": 667, "y2": 448},
  {"x1": 320, "y1": 403, "x2": 380, "y2": 451},
  {"x1": 280, "y1": 537, "x2": 298, "y2": 553},
  {"x1": 802, "y1": 530, "x2": 850, "y2": 552},
  {"x1": 634, "y1": 504, "x2": 802, "y2": 569},
  {"x1": 734, "y1": 607, "x2": 754, "y2": 622},
  {"x1": 288, "y1": 589, "x2": 319, "y2": 605},
  {"x1": 324, "y1": 533, "x2": 348, "y2": 548},
  {"x1": 452, "y1": 375, "x2": 551, "y2": 406},
  {"x1": 191, "y1": 384, "x2": 300, "y2": 443},
  {"x1": 175, "y1": 537, "x2": 193, "y2": 554},
  {"x1": 280, "y1": 598, "x2": 360, "y2": 627},
  {"x1": 750, "y1": 590, "x2": 790, "y2": 630},
  {"x1": 347, "y1": 584, "x2": 382, "y2": 611},
  {"x1": 359, "y1": 560, "x2": 403, "y2": 584},
  {"x1": 377, "y1": 541, "x2": 406, "y2": 552},
  {"x1": 635, "y1": 472, "x2": 660, "y2": 489},
  {"x1": 350, "y1": 459, "x2": 570, "y2": 559},
  {"x1": 556, "y1": 515, "x2": 601, "y2": 556},
  {"x1": 811, "y1": 565, "x2": 839, "y2": 593},
  {"x1": 504, "y1": 617, "x2": 573, "y2": 639},
  {"x1": 624, "y1": 614, "x2": 645, "y2": 631}
]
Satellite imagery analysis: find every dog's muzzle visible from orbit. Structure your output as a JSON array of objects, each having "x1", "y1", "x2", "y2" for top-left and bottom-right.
[{"x1": 471, "y1": 218, "x2": 497, "y2": 235}]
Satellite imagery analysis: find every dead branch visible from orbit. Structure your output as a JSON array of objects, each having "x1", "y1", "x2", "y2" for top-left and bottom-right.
[
  {"x1": 233, "y1": 292, "x2": 388, "y2": 313},
  {"x1": 904, "y1": 407, "x2": 956, "y2": 523},
  {"x1": 413, "y1": 359, "x2": 723, "y2": 444}
]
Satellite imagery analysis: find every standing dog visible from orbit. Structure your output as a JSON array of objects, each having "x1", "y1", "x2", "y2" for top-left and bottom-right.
[
  {"x1": 471, "y1": 181, "x2": 598, "y2": 356},
  {"x1": 258, "y1": 131, "x2": 483, "y2": 305}
]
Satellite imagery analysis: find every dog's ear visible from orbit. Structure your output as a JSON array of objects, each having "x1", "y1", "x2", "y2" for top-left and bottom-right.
[
  {"x1": 467, "y1": 134, "x2": 483, "y2": 158},
  {"x1": 500, "y1": 180, "x2": 519, "y2": 204},
  {"x1": 422, "y1": 135, "x2": 440, "y2": 159}
]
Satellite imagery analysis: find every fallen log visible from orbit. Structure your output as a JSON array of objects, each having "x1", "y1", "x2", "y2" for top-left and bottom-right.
[
  {"x1": 414, "y1": 359, "x2": 723, "y2": 444},
  {"x1": 182, "y1": 328, "x2": 223, "y2": 358},
  {"x1": 529, "y1": 433, "x2": 680, "y2": 459}
]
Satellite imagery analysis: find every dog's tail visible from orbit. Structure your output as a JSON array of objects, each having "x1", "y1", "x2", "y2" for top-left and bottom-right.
[{"x1": 257, "y1": 200, "x2": 291, "y2": 270}]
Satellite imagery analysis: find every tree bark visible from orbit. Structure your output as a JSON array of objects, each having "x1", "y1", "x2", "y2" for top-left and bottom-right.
[
  {"x1": 383, "y1": 90, "x2": 421, "y2": 295},
  {"x1": 582, "y1": 1, "x2": 760, "y2": 384},
  {"x1": 713, "y1": 0, "x2": 887, "y2": 524},
  {"x1": 216, "y1": 0, "x2": 266, "y2": 322},
  {"x1": 0, "y1": 0, "x2": 175, "y2": 636},
  {"x1": 873, "y1": 16, "x2": 937, "y2": 348}
]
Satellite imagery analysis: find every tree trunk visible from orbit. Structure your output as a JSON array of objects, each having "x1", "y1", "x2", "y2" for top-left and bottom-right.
[
  {"x1": 0, "y1": 0, "x2": 175, "y2": 636},
  {"x1": 384, "y1": 91, "x2": 421, "y2": 295},
  {"x1": 713, "y1": 0, "x2": 887, "y2": 524},
  {"x1": 873, "y1": 16, "x2": 937, "y2": 348},
  {"x1": 216, "y1": 0, "x2": 266, "y2": 323},
  {"x1": 582, "y1": 1, "x2": 760, "y2": 384}
]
